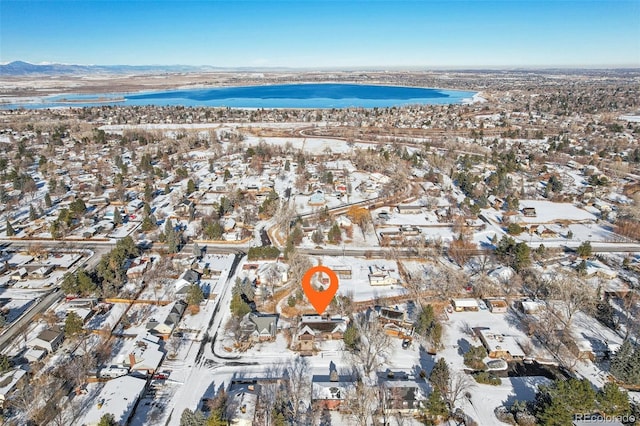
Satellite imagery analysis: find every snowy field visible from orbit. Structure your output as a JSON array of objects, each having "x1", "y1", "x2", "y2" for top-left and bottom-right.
[{"x1": 314, "y1": 256, "x2": 407, "y2": 302}]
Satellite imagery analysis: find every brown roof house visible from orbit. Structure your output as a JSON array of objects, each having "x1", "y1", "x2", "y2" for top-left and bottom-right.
[
  {"x1": 28, "y1": 326, "x2": 64, "y2": 354},
  {"x1": 295, "y1": 315, "x2": 347, "y2": 353},
  {"x1": 377, "y1": 370, "x2": 428, "y2": 414}
]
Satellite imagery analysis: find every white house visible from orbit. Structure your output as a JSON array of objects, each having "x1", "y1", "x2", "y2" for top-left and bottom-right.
[
  {"x1": 79, "y1": 375, "x2": 146, "y2": 426},
  {"x1": 368, "y1": 265, "x2": 399, "y2": 286},
  {"x1": 28, "y1": 327, "x2": 64, "y2": 353},
  {"x1": 228, "y1": 383, "x2": 260, "y2": 426}
]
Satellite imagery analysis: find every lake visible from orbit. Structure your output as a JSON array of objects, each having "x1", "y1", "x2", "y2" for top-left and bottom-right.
[{"x1": 1, "y1": 83, "x2": 476, "y2": 109}]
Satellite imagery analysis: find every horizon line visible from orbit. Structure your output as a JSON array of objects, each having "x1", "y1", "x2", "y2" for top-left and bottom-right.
[{"x1": 2, "y1": 60, "x2": 640, "y2": 72}]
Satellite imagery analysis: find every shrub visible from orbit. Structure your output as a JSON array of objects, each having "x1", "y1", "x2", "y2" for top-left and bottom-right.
[
  {"x1": 463, "y1": 345, "x2": 488, "y2": 371},
  {"x1": 473, "y1": 371, "x2": 501, "y2": 385}
]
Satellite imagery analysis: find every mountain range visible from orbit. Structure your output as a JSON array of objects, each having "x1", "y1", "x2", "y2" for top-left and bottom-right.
[{"x1": 0, "y1": 61, "x2": 274, "y2": 76}]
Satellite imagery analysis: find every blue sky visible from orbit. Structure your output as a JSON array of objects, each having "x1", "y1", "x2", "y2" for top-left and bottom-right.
[{"x1": 1, "y1": 0, "x2": 639, "y2": 68}]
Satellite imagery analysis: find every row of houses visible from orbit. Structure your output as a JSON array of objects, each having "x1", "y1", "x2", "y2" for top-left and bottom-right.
[{"x1": 224, "y1": 367, "x2": 428, "y2": 425}]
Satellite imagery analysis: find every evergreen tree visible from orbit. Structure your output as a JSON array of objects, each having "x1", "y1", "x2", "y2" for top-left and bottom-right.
[
  {"x1": 113, "y1": 208, "x2": 123, "y2": 225},
  {"x1": 0, "y1": 354, "x2": 11, "y2": 374},
  {"x1": 429, "y1": 358, "x2": 450, "y2": 396},
  {"x1": 145, "y1": 182, "x2": 153, "y2": 201},
  {"x1": 165, "y1": 219, "x2": 178, "y2": 253},
  {"x1": 426, "y1": 388, "x2": 449, "y2": 418},
  {"x1": 64, "y1": 311, "x2": 84, "y2": 338},
  {"x1": 327, "y1": 223, "x2": 342, "y2": 243},
  {"x1": 463, "y1": 345, "x2": 488, "y2": 370},
  {"x1": 576, "y1": 241, "x2": 592, "y2": 258},
  {"x1": 206, "y1": 408, "x2": 226, "y2": 426},
  {"x1": 230, "y1": 293, "x2": 251, "y2": 318},
  {"x1": 187, "y1": 179, "x2": 196, "y2": 195},
  {"x1": 597, "y1": 382, "x2": 630, "y2": 416},
  {"x1": 5, "y1": 219, "x2": 15, "y2": 236},
  {"x1": 97, "y1": 413, "x2": 117, "y2": 426},
  {"x1": 343, "y1": 325, "x2": 359, "y2": 351},
  {"x1": 311, "y1": 229, "x2": 324, "y2": 244},
  {"x1": 179, "y1": 408, "x2": 206, "y2": 426},
  {"x1": 611, "y1": 340, "x2": 635, "y2": 384},
  {"x1": 141, "y1": 215, "x2": 157, "y2": 232},
  {"x1": 230, "y1": 279, "x2": 251, "y2": 318},
  {"x1": 29, "y1": 204, "x2": 37, "y2": 221},
  {"x1": 535, "y1": 379, "x2": 598, "y2": 424},
  {"x1": 288, "y1": 225, "x2": 304, "y2": 246},
  {"x1": 44, "y1": 192, "x2": 52, "y2": 208},
  {"x1": 186, "y1": 284, "x2": 204, "y2": 306},
  {"x1": 76, "y1": 269, "x2": 96, "y2": 295}
]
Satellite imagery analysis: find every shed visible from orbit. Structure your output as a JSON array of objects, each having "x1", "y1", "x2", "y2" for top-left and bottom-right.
[
  {"x1": 452, "y1": 298, "x2": 479, "y2": 312},
  {"x1": 486, "y1": 298, "x2": 508, "y2": 313}
]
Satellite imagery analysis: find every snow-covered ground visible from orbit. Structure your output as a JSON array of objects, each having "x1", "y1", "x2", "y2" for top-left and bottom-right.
[
  {"x1": 313, "y1": 256, "x2": 407, "y2": 302},
  {"x1": 438, "y1": 308, "x2": 555, "y2": 425}
]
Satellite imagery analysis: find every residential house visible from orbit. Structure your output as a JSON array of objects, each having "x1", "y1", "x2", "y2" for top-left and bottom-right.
[
  {"x1": 24, "y1": 347, "x2": 47, "y2": 363},
  {"x1": 476, "y1": 328, "x2": 525, "y2": 360},
  {"x1": 396, "y1": 205, "x2": 423, "y2": 215},
  {"x1": 31, "y1": 265, "x2": 54, "y2": 279},
  {"x1": 11, "y1": 268, "x2": 27, "y2": 281},
  {"x1": 78, "y1": 375, "x2": 146, "y2": 426},
  {"x1": 0, "y1": 368, "x2": 27, "y2": 408},
  {"x1": 376, "y1": 306, "x2": 414, "y2": 331},
  {"x1": 488, "y1": 195, "x2": 505, "y2": 209},
  {"x1": 174, "y1": 269, "x2": 200, "y2": 295},
  {"x1": 126, "y1": 257, "x2": 150, "y2": 280},
  {"x1": 28, "y1": 326, "x2": 64, "y2": 353},
  {"x1": 174, "y1": 199, "x2": 195, "y2": 217},
  {"x1": 308, "y1": 190, "x2": 326, "y2": 206},
  {"x1": 452, "y1": 298, "x2": 479, "y2": 312},
  {"x1": 311, "y1": 364, "x2": 355, "y2": 411},
  {"x1": 296, "y1": 315, "x2": 347, "y2": 352},
  {"x1": 241, "y1": 313, "x2": 278, "y2": 342},
  {"x1": 377, "y1": 371, "x2": 427, "y2": 414},
  {"x1": 121, "y1": 333, "x2": 164, "y2": 374},
  {"x1": 227, "y1": 382, "x2": 260, "y2": 426},
  {"x1": 146, "y1": 300, "x2": 187, "y2": 338},
  {"x1": 256, "y1": 262, "x2": 288, "y2": 288},
  {"x1": 368, "y1": 265, "x2": 399, "y2": 286}
]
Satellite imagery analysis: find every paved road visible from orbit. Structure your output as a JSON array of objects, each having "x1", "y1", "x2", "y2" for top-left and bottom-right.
[{"x1": 0, "y1": 288, "x2": 62, "y2": 352}]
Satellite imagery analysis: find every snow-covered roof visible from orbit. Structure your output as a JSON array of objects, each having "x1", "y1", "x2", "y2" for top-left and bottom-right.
[
  {"x1": 517, "y1": 200, "x2": 596, "y2": 224},
  {"x1": 477, "y1": 329, "x2": 525, "y2": 358},
  {"x1": 311, "y1": 376, "x2": 354, "y2": 401},
  {"x1": 0, "y1": 368, "x2": 27, "y2": 399},
  {"x1": 79, "y1": 375, "x2": 146, "y2": 426},
  {"x1": 452, "y1": 298, "x2": 479, "y2": 308}
]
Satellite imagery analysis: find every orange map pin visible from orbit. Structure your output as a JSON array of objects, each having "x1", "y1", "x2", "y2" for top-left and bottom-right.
[{"x1": 301, "y1": 265, "x2": 339, "y2": 315}]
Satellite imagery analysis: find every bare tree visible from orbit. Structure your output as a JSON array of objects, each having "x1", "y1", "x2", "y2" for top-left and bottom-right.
[
  {"x1": 347, "y1": 315, "x2": 391, "y2": 378},
  {"x1": 550, "y1": 273, "x2": 596, "y2": 331},
  {"x1": 281, "y1": 356, "x2": 312, "y2": 424},
  {"x1": 447, "y1": 372, "x2": 475, "y2": 409},
  {"x1": 345, "y1": 380, "x2": 378, "y2": 426}
]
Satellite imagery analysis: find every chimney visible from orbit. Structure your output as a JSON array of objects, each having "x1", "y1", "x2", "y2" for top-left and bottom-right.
[{"x1": 129, "y1": 353, "x2": 136, "y2": 366}]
